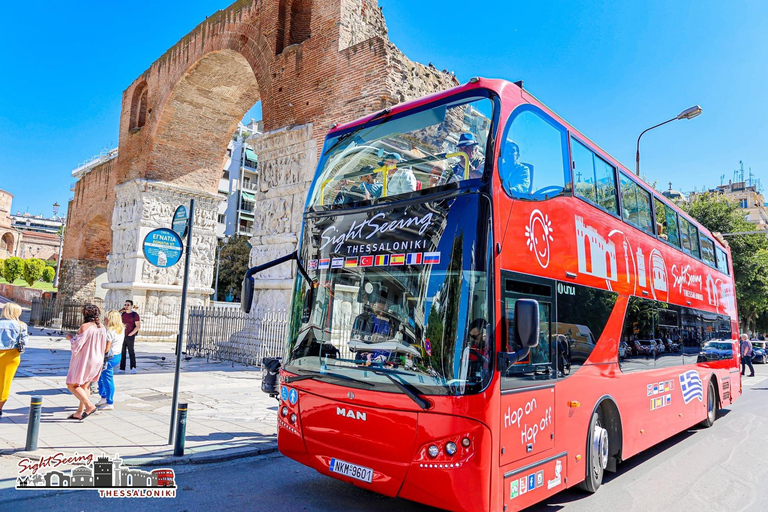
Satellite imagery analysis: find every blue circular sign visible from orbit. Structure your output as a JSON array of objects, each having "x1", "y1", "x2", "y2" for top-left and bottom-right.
[
  {"x1": 172, "y1": 205, "x2": 189, "y2": 238},
  {"x1": 143, "y1": 228, "x2": 184, "y2": 268},
  {"x1": 288, "y1": 388, "x2": 298, "y2": 405},
  {"x1": 281, "y1": 386, "x2": 289, "y2": 402}
]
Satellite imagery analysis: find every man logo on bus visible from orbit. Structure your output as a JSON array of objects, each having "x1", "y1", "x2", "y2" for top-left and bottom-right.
[
  {"x1": 525, "y1": 210, "x2": 554, "y2": 269},
  {"x1": 337, "y1": 407, "x2": 367, "y2": 421}
]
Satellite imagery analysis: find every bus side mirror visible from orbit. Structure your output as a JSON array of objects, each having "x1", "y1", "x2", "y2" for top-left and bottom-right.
[
  {"x1": 498, "y1": 299, "x2": 540, "y2": 373},
  {"x1": 241, "y1": 274, "x2": 255, "y2": 314},
  {"x1": 515, "y1": 299, "x2": 540, "y2": 349}
]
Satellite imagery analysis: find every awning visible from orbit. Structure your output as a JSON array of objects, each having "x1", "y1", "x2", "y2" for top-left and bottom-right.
[
  {"x1": 241, "y1": 191, "x2": 256, "y2": 202},
  {"x1": 244, "y1": 148, "x2": 258, "y2": 163}
]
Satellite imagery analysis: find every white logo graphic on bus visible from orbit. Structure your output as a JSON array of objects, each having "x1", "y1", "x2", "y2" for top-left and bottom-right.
[
  {"x1": 526, "y1": 210, "x2": 554, "y2": 269},
  {"x1": 649, "y1": 249, "x2": 668, "y2": 302},
  {"x1": 576, "y1": 216, "x2": 617, "y2": 281}
]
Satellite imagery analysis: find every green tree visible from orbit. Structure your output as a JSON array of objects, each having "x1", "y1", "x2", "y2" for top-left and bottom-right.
[
  {"x1": 41, "y1": 266, "x2": 55, "y2": 283},
  {"x1": 214, "y1": 235, "x2": 252, "y2": 301},
  {"x1": 0, "y1": 259, "x2": 4, "y2": 279},
  {"x1": 23, "y1": 258, "x2": 46, "y2": 287},
  {"x1": 3, "y1": 257, "x2": 23, "y2": 284},
  {"x1": 683, "y1": 193, "x2": 768, "y2": 332}
]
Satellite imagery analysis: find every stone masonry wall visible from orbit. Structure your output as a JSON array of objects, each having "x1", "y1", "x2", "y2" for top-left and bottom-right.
[{"x1": 58, "y1": 259, "x2": 107, "y2": 303}]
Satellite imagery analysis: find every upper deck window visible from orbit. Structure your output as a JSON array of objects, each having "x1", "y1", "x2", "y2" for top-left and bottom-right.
[
  {"x1": 619, "y1": 173, "x2": 653, "y2": 234},
  {"x1": 700, "y1": 235, "x2": 716, "y2": 268},
  {"x1": 716, "y1": 246, "x2": 730, "y2": 274},
  {"x1": 654, "y1": 197, "x2": 681, "y2": 247},
  {"x1": 572, "y1": 138, "x2": 619, "y2": 215},
  {"x1": 499, "y1": 106, "x2": 569, "y2": 200},
  {"x1": 679, "y1": 216, "x2": 701, "y2": 259},
  {"x1": 309, "y1": 94, "x2": 494, "y2": 208}
]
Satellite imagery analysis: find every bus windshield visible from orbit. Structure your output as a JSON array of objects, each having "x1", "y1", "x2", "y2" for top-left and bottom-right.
[
  {"x1": 308, "y1": 94, "x2": 494, "y2": 208},
  {"x1": 286, "y1": 193, "x2": 492, "y2": 396}
]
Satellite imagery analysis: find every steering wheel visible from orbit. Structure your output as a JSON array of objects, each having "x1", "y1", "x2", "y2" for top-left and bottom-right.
[{"x1": 531, "y1": 185, "x2": 563, "y2": 199}]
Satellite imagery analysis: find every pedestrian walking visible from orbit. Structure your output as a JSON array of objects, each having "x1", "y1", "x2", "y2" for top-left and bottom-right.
[
  {"x1": 66, "y1": 304, "x2": 107, "y2": 420},
  {"x1": 119, "y1": 300, "x2": 141, "y2": 374},
  {"x1": 0, "y1": 302, "x2": 27, "y2": 419},
  {"x1": 741, "y1": 333, "x2": 755, "y2": 377},
  {"x1": 97, "y1": 310, "x2": 124, "y2": 411}
]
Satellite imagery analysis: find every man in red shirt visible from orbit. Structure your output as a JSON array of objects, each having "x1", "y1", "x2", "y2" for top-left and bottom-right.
[{"x1": 119, "y1": 300, "x2": 141, "y2": 374}]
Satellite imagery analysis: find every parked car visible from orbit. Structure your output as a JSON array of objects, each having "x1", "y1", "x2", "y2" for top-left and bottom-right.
[
  {"x1": 634, "y1": 339, "x2": 659, "y2": 356},
  {"x1": 752, "y1": 341, "x2": 767, "y2": 364},
  {"x1": 697, "y1": 341, "x2": 734, "y2": 363}
]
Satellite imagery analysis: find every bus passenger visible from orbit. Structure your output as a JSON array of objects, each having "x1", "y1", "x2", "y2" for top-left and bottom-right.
[
  {"x1": 381, "y1": 153, "x2": 417, "y2": 196},
  {"x1": 428, "y1": 162, "x2": 447, "y2": 187},
  {"x1": 451, "y1": 133, "x2": 485, "y2": 180},
  {"x1": 499, "y1": 141, "x2": 531, "y2": 195},
  {"x1": 333, "y1": 165, "x2": 382, "y2": 204}
]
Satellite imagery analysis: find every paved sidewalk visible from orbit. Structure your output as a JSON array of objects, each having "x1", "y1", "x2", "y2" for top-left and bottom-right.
[{"x1": 0, "y1": 325, "x2": 278, "y2": 471}]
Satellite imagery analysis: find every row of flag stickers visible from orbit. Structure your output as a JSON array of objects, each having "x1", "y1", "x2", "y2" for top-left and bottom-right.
[{"x1": 309, "y1": 252, "x2": 441, "y2": 270}]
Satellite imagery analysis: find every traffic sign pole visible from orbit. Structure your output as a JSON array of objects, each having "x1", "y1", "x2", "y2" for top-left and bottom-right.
[{"x1": 169, "y1": 199, "x2": 194, "y2": 445}]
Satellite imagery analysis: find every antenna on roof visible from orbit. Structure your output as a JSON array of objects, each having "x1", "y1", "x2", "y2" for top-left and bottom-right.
[{"x1": 513, "y1": 80, "x2": 524, "y2": 89}]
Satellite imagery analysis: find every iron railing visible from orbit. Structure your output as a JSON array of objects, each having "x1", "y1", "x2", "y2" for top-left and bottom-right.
[{"x1": 186, "y1": 306, "x2": 289, "y2": 366}]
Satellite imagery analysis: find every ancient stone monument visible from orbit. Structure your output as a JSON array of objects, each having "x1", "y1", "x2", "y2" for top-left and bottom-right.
[{"x1": 61, "y1": 0, "x2": 457, "y2": 315}]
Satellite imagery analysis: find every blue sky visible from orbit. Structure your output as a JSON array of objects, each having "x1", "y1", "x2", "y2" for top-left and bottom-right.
[{"x1": 1, "y1": 0, "x2": 765, "y2": 217}]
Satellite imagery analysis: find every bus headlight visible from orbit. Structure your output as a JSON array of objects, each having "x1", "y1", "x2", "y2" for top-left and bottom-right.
[
  {"x1": 461, "y1": 437, "x2": 471, "y2": 448},
  {"x1": 445, "y1": 442, "x2": 457, "y2": 456},
  {"x1": 428, "y1": 445, "x2": 439, "y2": 458},
  {"x1": 281, "y1": 406, "x2": 289, "y2": 417},
  {"x1": 290, "y1": 413, "x2": 297, "y2": 424}
]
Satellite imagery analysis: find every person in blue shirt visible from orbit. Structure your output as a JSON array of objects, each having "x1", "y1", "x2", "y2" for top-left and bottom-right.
[
  {"x1": 0, "y1": 302, "x2": 27, "y2": 418},
  {"x1": 451, "y1": 133, "x2": 485, "y2": 180},
  {"x1": 499, "y1": 141, "x2": 532, "y2": 196}
]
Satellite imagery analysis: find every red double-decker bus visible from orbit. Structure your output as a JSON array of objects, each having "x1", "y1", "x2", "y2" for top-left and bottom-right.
[{"x1": 243, "y1": 78, "x2": 740, "y2": 512}]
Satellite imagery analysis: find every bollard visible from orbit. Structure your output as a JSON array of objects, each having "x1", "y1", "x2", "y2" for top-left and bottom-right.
[
  {"x1": 173, "y1": 403, "x2": 188, "y2": 457},
  {"x1": 25, "y1": 396, "x2": 42, "y2": 451}
]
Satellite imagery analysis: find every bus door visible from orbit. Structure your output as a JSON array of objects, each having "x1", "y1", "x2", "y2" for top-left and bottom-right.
[{"x1": 499, "y1": 272, "x2": 558, "y2": 466}]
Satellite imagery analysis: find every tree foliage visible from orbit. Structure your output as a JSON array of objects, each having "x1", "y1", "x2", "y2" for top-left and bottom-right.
[
  {"x1": 683, "y1": 193, "x2": 768, "y2": 332},
  {"x1": 41, "y1": 266, "x2": 55, "y2": 283},
  {"x1": 214, "y1": 235, "x2": 252, "y2": 301},
  {"x1": 3, "y1": 257, "x2": 23, "y2": 284},
  {"x1": 23, "y1": 258, "x2": 46, "y2": 287}
]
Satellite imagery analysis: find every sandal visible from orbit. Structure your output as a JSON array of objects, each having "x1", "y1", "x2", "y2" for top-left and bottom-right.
[
  {"x1": 80, "y1": 408, "x2": 97, "y2": 421},
  {"x1": 67, "y1": 413, "x2": 83, "y2": 420}
]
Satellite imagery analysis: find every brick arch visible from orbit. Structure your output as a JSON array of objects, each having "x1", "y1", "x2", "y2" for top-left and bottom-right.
[
  {"x1": 1, "y1": 231, "x2": 14, "y2": 254},
  {"x1": 146, "y1": 48, "x2": 264, "y2": 191}
]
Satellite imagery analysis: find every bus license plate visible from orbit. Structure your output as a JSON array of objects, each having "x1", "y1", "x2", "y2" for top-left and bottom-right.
[{"x1": 329, "y1": 458, "x2": 373, "y2": 483}]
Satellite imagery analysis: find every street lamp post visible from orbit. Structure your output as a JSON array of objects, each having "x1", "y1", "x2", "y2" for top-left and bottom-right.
[
  {"x1": 635, "y1": 105, "x2": 702, "y2": 177},
  {"x1": 214, "y1": 236, "x2": 230, "y2": 301},
  {"x1": 52, "y1": 202, "x2": 65, "y2": 289}
]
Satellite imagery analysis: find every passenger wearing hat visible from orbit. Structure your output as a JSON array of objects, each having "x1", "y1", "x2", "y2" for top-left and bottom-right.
[
  {"x1": 333, "y1": 165, "x2": 383, "y2": 205},
  {"x1": 381, "y1": 152, "x2": 417, "y2": 196},
  {"x1": 452, "y1": 133, "x2": 485, "y2": 180}
]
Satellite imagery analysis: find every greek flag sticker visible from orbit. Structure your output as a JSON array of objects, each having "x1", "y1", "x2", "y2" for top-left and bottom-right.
[{"x1": 679, "y1": 370, "x2": 704, "y2": 404}]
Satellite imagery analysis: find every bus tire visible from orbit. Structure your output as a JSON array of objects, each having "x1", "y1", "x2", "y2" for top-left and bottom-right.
[
  {"x1": 578, "y1": 410, "x2": 609, "y2": 493},
  {"x1": 700, "y1": 379, "x2": 718, "y2": 428}
]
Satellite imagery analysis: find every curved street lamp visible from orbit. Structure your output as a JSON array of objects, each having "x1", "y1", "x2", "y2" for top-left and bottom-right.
[{"x1": 635, "y1": 105, "x2": 702, "y2": 176}]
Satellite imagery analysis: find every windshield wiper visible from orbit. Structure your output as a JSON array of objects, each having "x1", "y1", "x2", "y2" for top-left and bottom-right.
[
  {"x1": 284, "y1": 370, "x2": 374, "y2": 387},
  {"x1": 350, "y1": 367, "x2": 430, "y2": 411}
]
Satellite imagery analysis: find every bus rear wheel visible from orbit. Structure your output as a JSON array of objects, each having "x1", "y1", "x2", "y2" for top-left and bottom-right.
[
  {"x1": 700, "y1": 379, "x2": 718, "y2": 428},
  {"x1": 578, "y1": 410, "x2": 609, "y2": 493}
]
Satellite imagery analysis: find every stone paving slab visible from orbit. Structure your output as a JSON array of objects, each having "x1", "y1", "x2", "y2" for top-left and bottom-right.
[{"x1": 0, "y1": 325, "x2": 278, "y2": 473}]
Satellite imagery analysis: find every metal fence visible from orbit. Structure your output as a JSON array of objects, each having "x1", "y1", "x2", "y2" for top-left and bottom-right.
[
  {"x1": 186, "y1": 307, "x2": 289, "y2": 366},
  {"x1": 29, "y1": 298, "x2": 290, "y2": 367},
  {"x1": 29, "y1": 298, "x2": 184, "y2": 341}
]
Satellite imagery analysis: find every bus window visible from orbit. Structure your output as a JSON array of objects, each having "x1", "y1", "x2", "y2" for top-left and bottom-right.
[
  {"x1": 572, "y1": 138, "x2": 618, "y2": 215},
  {"x1": 654, "y1": 197, "x2": 681, "y2": 247},
  {"x1": 556, "y1": 282, "x2": 618, "y2": 375},
  {"x1": 500, "y1": 107, "x2": 569, "y2": 200},
  {"x1": 700, "y1": 235, "x2": 716, "y2": 268},
  {"x1": 679, "y1": 216, "x2": 701, "y2": 259},
  {"x1": 501, "y1": 274, "x2": 557, "y2": 389},
  {"x1": 619, "y1": 296, "x2": 658, "y2": 371},
  {"x1": 716, "y1": 246, "x2": 729, "y2": 274},
  {"x1": 619, "y1": 173, "x2": 653, "y2": 234}
]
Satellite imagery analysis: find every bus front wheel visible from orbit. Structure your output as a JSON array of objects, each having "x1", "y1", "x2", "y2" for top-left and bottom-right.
[
  {"x1": 578, "y1": 410, "x2": 609, "y2": 493},
  {"x1": 700, "y1": 379, "x2": 718, "y2": 428}
]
